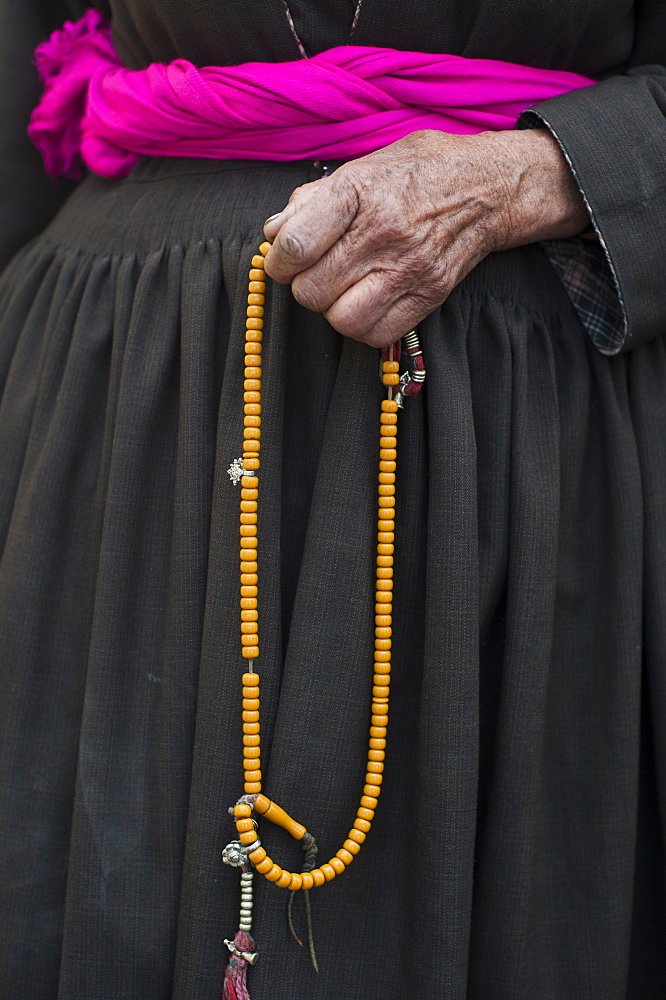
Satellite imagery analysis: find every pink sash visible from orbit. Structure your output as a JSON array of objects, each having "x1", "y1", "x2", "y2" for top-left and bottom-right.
[{"x1": 29, "y1": 9, "x2": 595, "y2": 180}]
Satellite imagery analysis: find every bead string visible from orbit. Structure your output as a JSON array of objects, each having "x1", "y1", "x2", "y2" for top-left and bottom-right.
[{"x1": 233, "y1": 241, "x2": 402, "y2": 891}]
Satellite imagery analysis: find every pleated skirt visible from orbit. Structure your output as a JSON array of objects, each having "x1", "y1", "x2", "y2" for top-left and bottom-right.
[{"x1": 0, "y1": 156, "x2": 665, "y2": 1000}]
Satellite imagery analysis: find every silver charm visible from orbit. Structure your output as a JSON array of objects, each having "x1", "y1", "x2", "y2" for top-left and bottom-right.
[{"x1": 227, "y1": 458, "x2": 244, "y2": 486}]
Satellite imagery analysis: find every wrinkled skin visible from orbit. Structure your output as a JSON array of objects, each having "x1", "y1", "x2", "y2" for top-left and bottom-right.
[{"x1": 263, "y1": 129, "x2": 589, "y2": 347}]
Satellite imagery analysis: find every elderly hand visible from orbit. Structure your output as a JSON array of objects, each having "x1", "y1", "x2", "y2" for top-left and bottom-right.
[{"x1": 263, "y1": 129, "x2": 589, "y2": 348}]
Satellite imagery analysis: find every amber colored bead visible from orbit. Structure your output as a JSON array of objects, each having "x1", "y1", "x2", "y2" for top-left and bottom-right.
[
  {"x1": 369, "y1": 739, "x2": 385, "y2": 751},
  {"x1": 240, "y1": 499, "x2": 258, "y2": 512},
  {"x1": 378, "y1": 472, "x2": 395, "y2": 484},
  {"x1": 382, "y1": 373, "x2": 400, "y2": 385},
  {"x1": 375, "y1": 604, "x2": 392, "y2": 616},
  {"x1": 240, "y1": 526, "x2": 257, "y2": 539},
  {"x1": 382, "y1": 399, "x2": 399, "y2": 412},
  {"x1": 357, "y1": 806, "x2": 375, "y2": 822},
  {"x1": 380, "y1": 412, "x2": 398, "y2": 425},
  {"x1": 246, "y1": 317, "x2": 264, "y2": 329},
  {"x1": 245, "y1": 780, "x2": 262, "y2": 792},
  {"x1": 244, "y1": 722, "x2": 260, "y2": 734},
  {"x1": 244, "y1": 769, "x2": 262, "y2": 783},
  {"x1": 373, "y1": 670, "x2": 390, "y2": 683},
  {"x1": 374, "y1": 664, "x2": 391, "y2": 677},
  {"x1": 265, "y1": 864, "x2": 283, "y2": 882},
  {"x1": 242, "y1": 684, "x2": 260, "y2": 697},
  {"x1": 240, "y1": 539, "x2": 258, "y2": 552},
  {"x1": 245, "y1": 364, "x2": 262, "y2": 378},
  {"x1": 241, "y1": 488, "x2": 258, "y2": 500},
  {"x1": 244, "y1": 445, "x2": 261, "y2": 459},
  {"x1": 289, "y1": 873, "x2": 303, "y2": 890},
  {"x1": 240, "y1": 514, "x2": 258, "y2": 527},
  {"x1": 361, "y1": 794, "x2": 378, "y2": 809},
  {"x1": 255, "y1": 856, "x2": 273, "y2": 874},
  {"x1": 241, "y1": 626, "x2": 258, "y2": 639},
  {"x1": 242, "y1": 647, "x2": 259, "y2": 659},
  {"x1": 241, "y1": 575, "x2": 258, "y2": 587},
  {"x1": 242, "y1": 697, "x2": 260, "y2": 710},
  {"x1": 367, "y1": 761, "x2": 384, "y2": 775},
  {"x1": 378, "y1": 531, "x2": 394, "y2": 543},
  {"x1": 235, "y1": 818, "x2": 254, "y2": 833},
  {"x1": 249, "y1": 269, "x2": 265, "y2": 281},
  {"x1": 247, "y1": 305, "x2": 264, "y2": 319},
  {"x1": 234, "y1": 803, "x2": 252, "y2": 817},
  {"x1": 243, "y1": 734, "x2": 260, "y2": 746},
  {"x1": 375, "y1": 640, "x2": 391, "y2": 652},
  {"x1": 243, "y1": 458, "x2": 261, "y2": 472},
  {"x1": 276, "y1": 870, "x2": 292, "y2": 888},
  {"x1": 379, "y1": 437, "x2": 397, "y2": 450},
  {"x1": 246, "y1": 332, "x2": 263, "y2": 347},
  {"x1": 374, "y1": 652, "x2": 391, "y2": 664},
  {"x1": 320, "y1": 864, "x2": 336, "y2": 882},
  {"x1": 245, "y1": 353, "x2": 263, "y2": 367},
  {"x1": 382, "y1": 361, "x2": 399, "y2": 373},
  {"x1": 240, "y1": 585, "x2": 258, "y2": 598},
  {"x1": 244, "y1": 418, "x2": 262, "y2": 433},
  {"x1": 376, "y1": 569, "x2": 393, "y2": 581},
  {"x1": 248, "y1": 846, "x2": 267, "y2": 864},
  {"x1": 378, "y1": 521, "x2": 394, "y2": 534},
  {"x1": 300, "y1": 872, "x2": 314, "y2": 890},
  {"x1": 337, "y1": 848, "x2": 354, "y2": 866},
  {"x1": 244, "y1": 390, "x2": 261, "y2": 403},
  {"x1": 343, "y1": 838, "x2": 361, "y2": 855},
  {"x1": 244, "y1": 414, "x2": 261, "y2": 427},
  {"x1": 251, "y1": 255, "x2": 266, "y2": 269},
  {"x1": 378, "y1": 495, "x2": 395, "y2": 508},
  {"x1": 371, "y1": 714, "x2": 388, "y2": 727},
  {"x1": 375, "y1": 625, "x2": 393, "y2": 639},
  {"x1": 378, "y1": 508, "x2": 395, "y2": 521},
  {"x1": 354, "y1": 817, "x2": 372, "y2": 833},
  {"x1": 376, "y1": 579, "x2": 393, "y2": 591},
  {"x1": 243, "y1": 710, "x2": 260, "y2": 723},
  {"x1": 329, "y1": 857, "x2": 345, "y2": 876},
  {"x1": 240, "y1": 563, "x2": 257, "y2": 575},
  {"x1": 239, "y1": 829, "x2": 259, "y2": 845},
  {"x1": 378, "y1": 486, "x2": 395, "y2": 498},
  {"x1": 363, "y1": 783, "x2": 380, "y2": 796},
  {"x1": 365, "y1": 772, "x2": 383, "y2": 786},
  {"x1": 311, "y1": 869, "x2": 326, "y2": 887},
  {"x1": 241, "y1": 633, "x2": 259, "y2": 647},
  {"x1": 241, "y1": 475, "x2": 258, "y2": 488},
  {"x1": 379, "y1": 461, "x2": 396, "y2": 473},
  {"x1": 348, "y1": 828, "x2": 366, "y2": 845},
  {"x1": 376, "y1": 555, "x2": 393, "y2": 569},
  {"x1": 245, "y1": 400, "x2": 261, "y2": 414},
  {"x1": 373, "y1": 686, "x2": 390, "y2": 699},
  {"x1": 259, "y1": 242, "x2": 272, "y2": 256},
  {"x1": 244, "y1": 379, "x2": 261, "y2": 391},
  {"x1": 247, "y1": 293, "x2": 265, "y2": 306},
  {"x1": 243, "y1": 748, "x2": 260, "y2": 762},
  {"x1": 380, "y1": 449, "x2": 397, "y2": 462},
  {"x1": 375, "y1": 615, "x2": 392, "y2": 628},
  {"x1": 242, "y1": 671, "x2": 259, "y2": 685}
]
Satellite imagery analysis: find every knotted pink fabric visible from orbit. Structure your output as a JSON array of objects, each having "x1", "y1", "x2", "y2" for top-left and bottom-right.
[{"x1": 29, "y1": 8, "x2": 595, "y2": 180}]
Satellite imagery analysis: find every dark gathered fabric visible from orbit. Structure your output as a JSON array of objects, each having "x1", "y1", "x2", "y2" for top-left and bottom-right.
[{"x1": 1, "y1": 3, "x2": 666, "y2": 1000}]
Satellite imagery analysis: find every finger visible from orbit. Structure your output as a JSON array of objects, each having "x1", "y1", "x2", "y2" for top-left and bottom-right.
[
  {"x1": 263, "y1": 178, "x2": 328, "y2": 241},
  {"x1": 264, "y1": 173, "x2": 359, "y2": 284},
  {"x1": 324, "y1": 270, "x2": 442, "y2": 348}
]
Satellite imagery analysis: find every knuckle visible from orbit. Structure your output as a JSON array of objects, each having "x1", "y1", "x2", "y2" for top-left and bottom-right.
[{"x1": 292, "y1": 273, "x2": 329, "y2": 313}]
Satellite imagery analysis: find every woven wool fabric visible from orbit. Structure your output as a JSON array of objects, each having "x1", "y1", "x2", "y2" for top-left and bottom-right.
[{"x1": 1, "y1": 2, "x2": 666, "y2": 999}]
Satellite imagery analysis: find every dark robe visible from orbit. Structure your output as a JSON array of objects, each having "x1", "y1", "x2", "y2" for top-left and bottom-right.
[{"x1": 1, "y1": 2, "x2": 665, "y2": 998}]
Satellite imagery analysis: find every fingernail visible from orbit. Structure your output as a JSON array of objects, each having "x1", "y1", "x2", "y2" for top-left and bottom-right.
[{"x1": 264, "y1": 212, "x2": 283, "y2": 225}]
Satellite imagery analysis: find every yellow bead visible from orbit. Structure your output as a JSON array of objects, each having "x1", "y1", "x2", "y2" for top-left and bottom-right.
[
  {"x1": 247, "y1": 306, "x2": 264, "y2": 318},
  {"x1": 380, "y1": 411, "x2": 398, "y2": 424},
  {"x1": 377, "y1": 567, "x2": 393, "y2": 580},
  {"x1": 378, "y1": 532, "x2": 394, "y2": 543},
  {"x1": 373, "y1": 685, "x2": 390, "y2": 698},
  {"x1": 244, "y1": 769, "x2": 262, "y2": 783},
  {"x1": 382, "y1": 399, "x2": 399, "y2": 412},
  {"x1": 375, "y1": 641, "x2": 391, "y2": 653},
  {"x1": 243, "y1": 722, "x2": 260, "y2": 734},
  {"x1": 244, "y1": 414, "x2": 261, "y2": 427},
  {"x1": 240, "y1": 574, "x2": 258, "y2": 587},
  {"x1": 242, "y1": 697, "x2": 260, "y2": 710},
  {"x1": 240, "y1": 829, "x2": 259, "y2": 844},
  {"x1": 380, "y1": 449, "x2": 397, "y2": 462},
  {"x1": 255, "y1": 857, "x2": 273, "y2": 874},
  {"x1": 245, "y1": 354, "x2": 262, "y2": 367},
  {"x1": 382, "y1": 361, "x2": 399, "y2": 373},
  {"x1": 374, "y1": 662, "x2": 391, "y2": 675},
  {"x1": 249, "y1": 846, "x2": 267, "y2": 863},
  {"x1": 361, "y1": 794, "x2": 378, "y2": 809},
  {"x1": 377, "y1": 558, "x2": 393, "y2": 570},
  {"x1": 369, "y1": 739, "x2": 385, "y2": 751},
  {"x1": 243, "y1": 672, "x2": 260, "y2": 684},
  {"x1": 244, "y1": 379, "x2": 261, "y2": 391},
  {"x1": 365, "y1": 772, "x2": 383, "y2": 787},
  {"x1": 243, "y1": 710, "x2": 260, "y2": 723},
  {"x1": 243, "y1": 734, "x2": 260, "y2": 746},
  {"x1": 240, "y1": 525, "x2": 257, "y2": 538},
  {"x1": 240, "y1": 538, "x2": 258, "y2": 552},
  {"x1": 241, "y1": 475, "x2": 259, "y2": 488},
  {"x1": 358, "y1": 806, "x2": 375, "y2": 820},
  {"x1": 276, "y1": 870, "x2": 293, "y2": 888},
  {"x1": 329, "y1": 857, "x2": 345, "y2": 875},
  {"x1": 382, "y1": 373, "x2": 400, "y2": 386},
  {"x1": 376, "y1": 579, "x2": 393, "y2": 591},
  {"x1": 248, "y1": 280, "x2": 266, "y2": 293},
  {"x1": 320, "y1": 864, "x2": 336, "y2": 881},
  {"x1": 265, "y1": 864, "x2": 283, "y2": 882},
  {"x1": 243, "y1": 458, "x2": 260, "y2": 471},
  {"x1": 380, "y1": 436, "x2": 397, "y2": 449},
  {"x1": 236, "y1": 818, "x2": 254, "y2": 832},
  {"x1": 336, "y1": 848, "x2": 354, "y2": 866},
  {"x1": 379, "y1": 461, "x2": 396, "y2": 473},
  {"x1": 311, "y1": 869, "x2": 326, "y2": 887},
  {"x1": 374, "y1": 651, "x2": 391, "y2": 663},
  {"x1": 244, "y1": 390, "x2": 261, "y2": 403},
  {"x1": 378, "y1": 520, "x2": 394, "y2": 533},
  {"x1": 375, "y1": 603, "x2": 392, "y2": 615},
  {"x1": 378, "y1": 486, "x2": 395, "y2": 498},
  {"x1": 301, "y1": 872, "x2": 314, "y2": 890},
  {"x1": 354, "y1": 817, "x2": 372, "y2": 834},
  {"x1": 234, "y1": 803, "x2": 252, "y2": 817},
  {"x1": 367, "y1": 761, "x2": 384, "y2": 775},
  {"x1": 245, "y1": 401, "x2": 261, "y2": 414},
  {"x1": 378, "y1": 472, "x2": 395, "y2": 484},
  {"x1": 249, "y1": 269, "x2": 265, "y2": 281},
  {"x1": 363, "y1": 783, "x2": 381, "y2": 796},
  {"x1": 348, "y1": 828, "x2": 366, "y2": 845},
  {"x1": 375, "y1": 626, "x2": 392, "y2": 639},
  {"x1": 244, "y1": 780, "x2": 262, "y2": 792},
  {"x1": 241, "y1": 624, "x2": 258, "y2": 637},
  {"x1": 240, "y1": 563, "x2": 257, "y2": 575},
  {"x1": 289, "y1": 873, "x2": 303, "y2": 890},
  {"x1": 240, "y1": 500, "x2": 258, "y2": 513},
  {"x1": 375, "y1": 615, "x2": 392, "y2": 628},
  {"x1": 245, "y1": 367, "x2": 262, "y2": 380},
  {"x1": 371, "y1": 714, "x2": 388, "y2": 727},
  {"x1": 240, "y1": 585, "x2": 258, "y2": 597},
  {"x1": 241, "y1": 488, "x2": 258, "y2": 501},
  {"x1": 248, "y1": 293, "x2": 265, "y2": 306},
  {"x1": 251, "y1": 255, "x2": 266, "y2": 269},
  {"x1": 246, "y1": 317, "x2": 264, "y2": 329},
  {"x1": 241, "y1": 648, "x2": 259, "y2": 661},
  {"x1": 259, "y1": 241, "x2": 272, "y2": 256},
  {"x1": 343, "y1": 838, "x2": 361, "y2": 855},
  {"x1": 240, "y1": 512, "x2": 258, "y2": 525},
  {"x1": 242, "y1": 685, "x2": 260, "y2": 697}
]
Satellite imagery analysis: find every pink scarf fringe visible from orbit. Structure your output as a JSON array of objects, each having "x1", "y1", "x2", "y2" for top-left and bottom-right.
[{"x1": 28, "y1": 8, "x2": 595, "y2": 180}]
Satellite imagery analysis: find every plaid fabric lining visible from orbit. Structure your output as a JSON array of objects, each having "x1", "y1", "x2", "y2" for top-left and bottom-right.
[{"x1": 541, "y1": 236, "x2": 626, "y2": 356}]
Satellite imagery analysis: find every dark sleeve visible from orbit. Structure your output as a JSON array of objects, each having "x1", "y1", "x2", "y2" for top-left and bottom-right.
[
  {"x1": 519, "y1": 1, "x2": 666, "y2": 354},
  {"x1": 0, "y1": 1, "x2": 85, "y2": 272}
]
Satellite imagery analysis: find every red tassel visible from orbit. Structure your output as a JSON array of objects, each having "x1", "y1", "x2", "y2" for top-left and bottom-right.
[{"x1": 222, "y1": 931, "x2": 257, "y2": 1000}]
